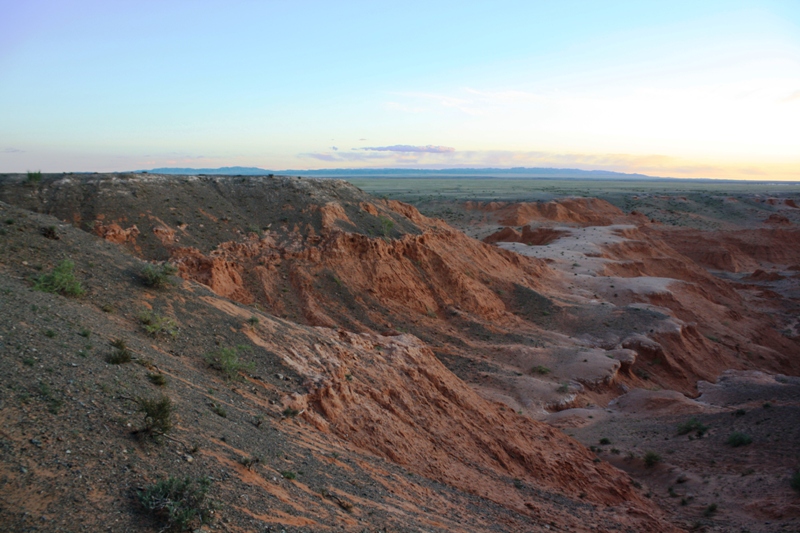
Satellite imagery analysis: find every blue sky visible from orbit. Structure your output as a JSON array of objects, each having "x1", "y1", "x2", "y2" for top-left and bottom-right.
[{"x1": 1, "y1": 0, "x2": 799, "y2": 178}]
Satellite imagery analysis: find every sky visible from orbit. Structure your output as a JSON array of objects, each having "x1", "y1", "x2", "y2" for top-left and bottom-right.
[{"x1": 1, "y1": 0, "x2": 799, "y2": 179}]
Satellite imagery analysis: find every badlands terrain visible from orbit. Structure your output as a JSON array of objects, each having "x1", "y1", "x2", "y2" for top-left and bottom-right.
[{"x1": 0, "y1": 172, "x2": 798, "y2": 532}]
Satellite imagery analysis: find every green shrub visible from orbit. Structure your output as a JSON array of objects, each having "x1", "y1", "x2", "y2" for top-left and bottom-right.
[
  {"x1": 137, "y1": 395, "x2": 173, "y2": 438},
  {"x1": 39, "y1": 225, "x2": 58, "y2": 240},
  {"x1": 791, "y1": 471, "x2": 800, "y2": 493},
  {"x1": 106, "y1": 338, "x2": 132, "y2": 364},
  {"x1": 379, "y1": 215, "x2": 394, "y2": 237},
  {"x1": 239, "y1": 455, "x2": 261, "y2": 470},
  {"x1": 141, "y1": 263, "x2": 178, "y2": 289},
  {"x1": 26, "y1": 170, "x2": 42, "y2": 184},
  {"x1": 138, "y1": 476, "x2": 213, "y2": 531},
  {"x1": 531, "y1": 365, "x2": 550, "y2": 375},
  {"x1": 32, "y1": 260, "x2": 84, "y2": 297},
  {"x1": 280, "y1": 470, "x2": 296, "y2": 480},
  {"x1": 210, "y1": 402, "x2": 227, "y2": 417},
  {"x1": 643, "y1": 451, "x2": 661, "y2": 468},
  {"x1": 148, "y1": 373, "x2": 167, "y2": 386},
  {"x1": 677, "y1": 417, "x2": 708, "y2": 436},
  {"x1": 703, "y1": 503, "x2": 718, "y2": 516},
  {"x1": 599, "y1": 437, "x2": 611, "y2": 445},
  {"x1": 38, "y1": 381, "x2": 63, "y2": 414},
  {"x1": 204, "y1": 346, "x2": 254, "y2": 381},
  {"x1": 139, "y1": 310, "x2": 179, "y2": 338},
  {"x1": 727, "y1": 432, "x2": 752, "y2": 447}
]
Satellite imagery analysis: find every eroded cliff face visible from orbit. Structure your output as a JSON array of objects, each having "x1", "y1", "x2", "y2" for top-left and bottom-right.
[
  {"x1": 172, "y1": 227, "x2": 550, "y2": 329},
  {"x1": 473, "y1": 197, "x2": 800, "y2": 397},
  {"x1": 3, "y1": 174, "x2": 798, "y2": 404},
  {"x1": 0, "y1": 198, "x2": 680, "y2": 532}
]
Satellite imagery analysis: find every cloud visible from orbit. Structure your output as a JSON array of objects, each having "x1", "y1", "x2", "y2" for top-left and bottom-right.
[
  {"x1": 304, "y1": 153, "x2": 341, "y2": 162},
  {"x1": 2, "y1": 147, "x2": 24, "y2": 153},
  {"x1": 358, "y1": 144, "x2": 455, "y2": 153}
]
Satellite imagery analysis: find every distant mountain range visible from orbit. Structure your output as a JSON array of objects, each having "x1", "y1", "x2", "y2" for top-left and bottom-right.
[{"x1": 140, "y1": 166, "x2": 666, "y2": 180}]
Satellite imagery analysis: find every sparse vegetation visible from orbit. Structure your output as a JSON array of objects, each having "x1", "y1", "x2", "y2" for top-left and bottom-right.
[
  {"x1": 239, "y1": 455, "x2": 261, "y2": 470},
  {"x1": 106, "y1": 338, "x2": 132, "y2": 364},
  {"x1": 282, "y1": 407, "x2": 300, "y2": 418},
  {"x1": 141, "y1": 263, "x2": 178, "y2": 289},
  {"x1": 557, "y1": 382, "x2": 569, "y2": 393},
  {"x1": 677, "y1": 417, "x2": 708, "y2": 437},
  {"x1": 703, "y1": 503, "x2": 718, "y2": 516},
  {"x1": 38, "y1": 381, "x2": 63, "y2": 414},
  {"x1": 643, "y1": 451, "x2": 661, "y2": 468},
  {"x1": 136, "y1": 395, "x2": 173, "y2": 439},
  {"x1": 727, "y1": 432, "x2": 752, "y2": 447},
  {"x1": 379, "y1": 215, "x2": 394, "y2": 237},
  {"x1": 32, "y1": 259, "x2": 85, "y2": 297},
  {"x1": 26, "y1": 170, "x2": 42, "y2": 184},
  {"x1": 148, "y1": 373, "x2": 167, "y2": 386},
  {"x1": 139, "y1": 310, "x2": 179, "y2": 338},
  {"x1": 531, "y1": 365, "x2": 550, "y2": 375},
  {"x1": 281, "y1": 470, "x2": 297, "y2": 480},
  {"x1": 39, "y1": 225, "x2": 59, "y2": 240},
  {"x1": 791, "y1": 471, "x2": 800, "y2": 493},
  {"x1": 246, "y1": 315, "x2": 259, "y2": 327},
  {"x1": 138, "y1": 476, "x2": 213, "y2": 531},
  {"x1": 599, "y1": 437, "x2": 611, "y2": 445},
  {"x1": 204, "y1": 346, "x2": 254, "y2": 381},
  {"x1": 210, "y1": 402, "x2": 227, "y2": 417}
]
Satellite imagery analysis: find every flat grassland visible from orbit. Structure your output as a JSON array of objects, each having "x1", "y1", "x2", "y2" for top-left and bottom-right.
[{"x1": 346, "y1": 177, "x2": 800, "y2": 203}]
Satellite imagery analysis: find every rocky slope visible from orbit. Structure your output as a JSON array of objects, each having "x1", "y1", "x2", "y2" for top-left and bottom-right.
[{"x1": 0, "y1": 183, "x2": 678, "y2": 531}]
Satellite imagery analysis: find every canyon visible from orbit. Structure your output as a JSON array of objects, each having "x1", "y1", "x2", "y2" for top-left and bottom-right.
[{"x1": 0, "y1": 172, "x2": 798, "y2": 532}]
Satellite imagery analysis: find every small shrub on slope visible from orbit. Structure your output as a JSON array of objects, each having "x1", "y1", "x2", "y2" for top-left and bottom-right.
[
  {"x1": 204, "y1": 346, "x2": 254, "y2": 381},
  {"x1": 136, "y1": 395, "x2": 173, "y2": 439},
  {"x1": 138, "y1": 476, "x2": 213, "y2": 531},
  {"x1": 141, "y1": 263, "x2": 178, "y2": 289},
  {"x1": 33, "y1": 260, "x2": 84, "y2": 297}
]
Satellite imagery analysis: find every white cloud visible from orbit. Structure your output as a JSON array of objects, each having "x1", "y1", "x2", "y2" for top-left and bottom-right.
[{"x1": 358, "y1": 144, "x2": 455, "y2": 153}]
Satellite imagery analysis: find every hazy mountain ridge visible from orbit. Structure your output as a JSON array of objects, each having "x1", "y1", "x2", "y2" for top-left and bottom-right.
[{"x1": 141, "y1": 166, "x2": 665, "y2": 179}]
